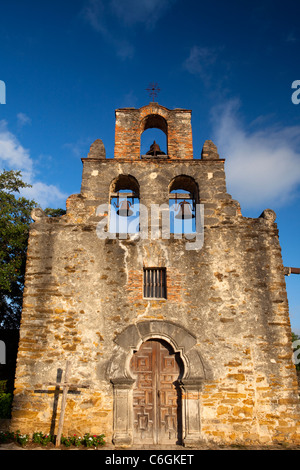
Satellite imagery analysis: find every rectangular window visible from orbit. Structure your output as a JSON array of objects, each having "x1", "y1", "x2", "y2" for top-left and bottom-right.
[{"x1": 143, "y1": 268, "x2": 167, "y2": 299}]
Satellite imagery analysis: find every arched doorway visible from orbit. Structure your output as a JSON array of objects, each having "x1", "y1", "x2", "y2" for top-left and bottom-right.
[
  {"x1": 130, "y1": 339, "x2": 183, "y2": 445},
  {"x1": 109, "y1": 320, "x2": 212, "y2": 446}
]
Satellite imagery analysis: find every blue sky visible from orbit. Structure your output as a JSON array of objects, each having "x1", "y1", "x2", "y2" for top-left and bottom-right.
[{"x1": 0, "y1": 0, "x2": 300, "y2": 332}]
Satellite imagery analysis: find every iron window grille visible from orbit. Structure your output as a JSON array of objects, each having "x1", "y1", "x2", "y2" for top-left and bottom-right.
[{"x1": 143, "y1": 268, "x2": 167, "y2": 299}]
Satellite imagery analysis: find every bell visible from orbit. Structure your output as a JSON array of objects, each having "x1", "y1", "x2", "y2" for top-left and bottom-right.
[
  {"x1": 116, "y1": 200, "x2": 133, "y2": 217},
  {"x1": 146, "y1": 140, "x2": 166, "y2": 156},
  {"x1": 174, "y1": 200, "x2": 195, "y2": 219}
]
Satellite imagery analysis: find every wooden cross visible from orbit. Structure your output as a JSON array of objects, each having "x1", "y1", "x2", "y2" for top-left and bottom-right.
[
  {"x1": 47, "y1": 360, "x2": 89, "y2": 447},
  {"x1": 285, "y1": 267, "x2": 300, "y2": 276}
]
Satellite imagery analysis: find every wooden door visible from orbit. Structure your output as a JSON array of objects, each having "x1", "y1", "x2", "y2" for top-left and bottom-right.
[{"x1": 130, "y1": 339, "x2": 182, "y2": 445}]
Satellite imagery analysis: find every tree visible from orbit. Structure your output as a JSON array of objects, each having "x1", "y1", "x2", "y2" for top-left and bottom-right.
[
  {"x1": 0, "y1": 170, "x2": 66, "y2": 329},
  {"x1": 0, "y1": 170, "x2": 37, "y2": 329},
  {"x1": 44, "y1": 207, "x2": 66, "y2": 217}
]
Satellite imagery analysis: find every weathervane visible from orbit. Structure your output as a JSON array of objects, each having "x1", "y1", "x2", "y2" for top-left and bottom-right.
[{"x1": 146, "y1": 82, "x2": 160, "y2": 102}]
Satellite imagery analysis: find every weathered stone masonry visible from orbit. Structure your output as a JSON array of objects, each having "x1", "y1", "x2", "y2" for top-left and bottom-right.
[{"x1": 11, "y1": 102, "x2": 300, "y2": 446}]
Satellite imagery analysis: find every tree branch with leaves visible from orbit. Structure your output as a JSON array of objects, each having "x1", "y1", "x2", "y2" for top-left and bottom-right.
[{"x1": 0, "y1": 170, "x2": 66, "y2": 329}]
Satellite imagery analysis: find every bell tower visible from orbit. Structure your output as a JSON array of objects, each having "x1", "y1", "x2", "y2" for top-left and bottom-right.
[{"x1": 114, "y1": 103, "x2": 193, "y2": 160}]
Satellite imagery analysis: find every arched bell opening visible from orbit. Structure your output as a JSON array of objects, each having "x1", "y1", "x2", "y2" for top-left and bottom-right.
[
  {"x1": 140, "y1": 129, "x2": 167, "y2": 157},
  {"x1": 168, "y1": 175, "x2": 199, "y2": 234},
  {"x1": 140, "y1": 114, "x2": 168, "y2": 158},
  {"x1": 109, "y1": 174, "x2": 140, "y2": 234}
]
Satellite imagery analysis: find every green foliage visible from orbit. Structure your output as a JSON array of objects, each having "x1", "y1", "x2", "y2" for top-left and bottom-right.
[
  {"x1": 0, "y1": 430, "x2": 29, "y2": 446},
  {"x1": 0, "y1": 430, "x2": 16, "y2": 443},
  {"x1": 0, "y1": 430, "x2": 105, "y2": 448},
  {"x1": 80, "y1": 433, "x2": 105, "y2": 448},
  {"x1": 15, "y1": 431, "x2": 30, "y2": 447},
  {"x1": 32, "y1": 431, "x2": 55, "y2": 446},
  {"x1": 0, "y1": 380, "x2": 7, "y2": 392},
  {"x1": 44, "y1": 207, "x2": 66, "y2": 217},
  {"x1": 0, "y1": 170, "x2": 37, "y2": 328},
  {"x1": 0, "y1": 169, "x2": 66, "y2": 328},
  {"x1": 60, "y1": 433, "x2": 105, "y2": 448},
  {"x1": 0, "y1": 380, "x2": 12, "y2": 418},
  {"x1": 0, "y1": 392, "x2": 12, "y2": 418}
]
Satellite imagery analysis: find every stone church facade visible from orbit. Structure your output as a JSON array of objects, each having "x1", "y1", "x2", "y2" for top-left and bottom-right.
[{"x1": 11, "y1": 102, "x2": 300, "y2": 446}]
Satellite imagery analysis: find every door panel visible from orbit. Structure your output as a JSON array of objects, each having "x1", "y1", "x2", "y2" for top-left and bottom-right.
[{"x1": 130, "y1": 339, "x2": 182, "y2": 445}]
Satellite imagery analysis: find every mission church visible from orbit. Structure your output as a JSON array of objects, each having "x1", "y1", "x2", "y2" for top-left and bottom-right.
[{"x1": 10, "y1": 100, "x2": 300, "y2": 446}]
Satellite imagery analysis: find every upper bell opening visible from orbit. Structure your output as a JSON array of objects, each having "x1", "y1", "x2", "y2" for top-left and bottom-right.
[{"x1": 140, "y1": 128, "x2": 167, "y2": 157}]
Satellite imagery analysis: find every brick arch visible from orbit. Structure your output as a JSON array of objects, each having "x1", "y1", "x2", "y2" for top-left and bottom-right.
[{"x1": 140, "y1": 113, "x2": 168, "y2": 135}]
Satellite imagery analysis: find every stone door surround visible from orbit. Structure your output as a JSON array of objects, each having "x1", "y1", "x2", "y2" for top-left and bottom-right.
[{"x1": 107, "y1": 320, "x2": 212, "y2": 446}]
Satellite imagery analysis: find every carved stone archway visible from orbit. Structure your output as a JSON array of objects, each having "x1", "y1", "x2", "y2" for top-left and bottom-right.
[{"x1": 107, "y1": 320, "x2": 212, "y2": 447}]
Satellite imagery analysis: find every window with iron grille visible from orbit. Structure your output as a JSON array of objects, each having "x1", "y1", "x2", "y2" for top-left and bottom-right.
[{"x1": 143, "y1": 268, "x2": 167, "y2": 299}]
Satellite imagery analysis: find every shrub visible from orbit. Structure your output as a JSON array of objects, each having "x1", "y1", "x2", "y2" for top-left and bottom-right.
[
  {"x1": 60, "y1": 433, "x2": 105, "y2": 448},
  {"x1": 0, "y1": 430, "x2": 105, "y2": 448},
  {"x1": 60, "y1": 435, "x2": 72, "y2": 447},
  {"x1": 0, "y1": 392, "x2": 12, "y2": 419},
  {"x1": 0, "y1": 431, "x2": 15, "y2": 443},
  {"x1": 0, "y1": 380, "x2": 8, "y2": 393},
  {"x1": 32, "y1": 431, "x2": 54, "y2": 446},
  {"x1": 69, "y1": 434, "x2": 82, "y2": 447},
  {"x1": 14, "y1": 430, "x2": 30, "y2": 447},
  {"x1": 81, "y1": 433, "x2": 105, "y2": 448}
]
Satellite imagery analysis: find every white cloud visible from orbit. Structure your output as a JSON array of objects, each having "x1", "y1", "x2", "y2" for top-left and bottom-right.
[
  {"x1": 110, "y1": 0, "x2": 176, "y2": 28},
  {"x1": 184, "y1": 46, "x2": 217, "y2": 77},
  {"x1": 20, "y1": 182, "x2": 66, "y2": 209},
  {"x1": 183, "y1": 46, "x2": 220, "y2": 87},
  {"x1": 17, "y1": 112, "x2": 32, "y2": 128},
  {"x1": 0, "y1": 120, "x2": 33, "y2": 180},
  {"x1": 211, "y1": 100, "x2": 300, "y2": 210},
  {"x1": 81, "y1": 0, "x2": 135, "y2": 59},
  {"x1": 63, "y1": 137, "x2": 92, "y2": 158},
  {"x1": 81, "y1": 0, "x2": 106, "y2": 34},
  {"x1": 0, "y1": 119, "x2": 67, "y2": 208},
  {"x1": 81, "y1": 0, "x2": 176, "y2": 58}
]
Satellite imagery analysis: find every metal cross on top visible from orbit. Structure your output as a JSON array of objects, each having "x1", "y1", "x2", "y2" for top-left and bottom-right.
[
  {"x1": 47, "y1": 360, "x2": 89, "y2": 447},
  {"x1": 146, "y1": 82, "x2": 161, "y2": 102}
]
